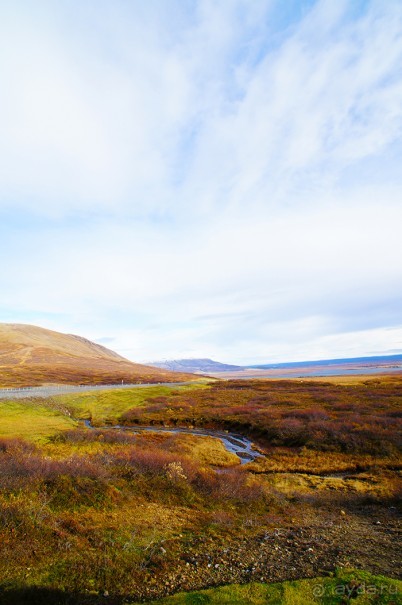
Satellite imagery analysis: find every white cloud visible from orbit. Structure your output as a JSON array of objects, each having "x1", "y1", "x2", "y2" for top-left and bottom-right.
[{"x1": 0, "y1": 0, "x2": 402, "y2": 363}]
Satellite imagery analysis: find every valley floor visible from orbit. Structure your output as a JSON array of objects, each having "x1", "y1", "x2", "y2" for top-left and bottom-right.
[{"x1": 0, "y1": 377, "x2": 400, "y2": 603}]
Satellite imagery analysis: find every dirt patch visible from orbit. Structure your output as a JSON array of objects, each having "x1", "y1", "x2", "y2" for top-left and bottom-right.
[{"x1": 135, "y1": 504, "x2": 401, "y2": 601}]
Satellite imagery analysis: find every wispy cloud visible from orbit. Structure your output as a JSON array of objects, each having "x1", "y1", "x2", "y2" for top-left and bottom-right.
[{"x1": 0, "y1": 0, "x2": 401, "y2": 363}]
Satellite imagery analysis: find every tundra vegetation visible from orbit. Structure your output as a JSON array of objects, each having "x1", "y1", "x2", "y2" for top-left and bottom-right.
[{"x1": 0, "y1": 377, "x2": 400, "y2": 604}]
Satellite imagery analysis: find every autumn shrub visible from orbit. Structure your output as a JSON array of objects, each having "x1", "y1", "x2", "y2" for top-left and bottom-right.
[
  {"x1": 386, "y1": 410, "x2": 402, "y2": 418},
  {"x1": 146, "y1": 396, "x2": 169, "y2": 404},
  {"x1": 165, "y1": 461, "x2": 188, "y2": 482},
  {"x1": 213, "y1": 470, "x2": 264, "y2": 504},
  {"x1": 0, "y1": 439, "x2": 111, "y2": 497},
  {"x1": 0, "y1": 500, "x2": 27, "y2": 530},
  {"x1": 190, "y1": 467, "x2": 264, "y2": 506},
  {"x1": 283, "y1": 408, "x2": 330, "y2": 421},
  {"x1": 119, "y1": 378, "x2": 402, "y2": 455},
  {"x1": 112, "y1": 447, "x2": 184, "y2": 478},
  {"x1": 0, "y1": 437, "x2": 36, "y2": 454},
  {"x1": 43, "y1": 474, "x2": 112, "y2": 509},
  {"x1": 55, "y1": 428, "x2": 138, "y2": 445}
]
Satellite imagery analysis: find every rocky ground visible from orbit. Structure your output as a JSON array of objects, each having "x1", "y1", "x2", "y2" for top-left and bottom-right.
[{"x1": 131, "y1": 504, "x2": 401, "y2": 602}]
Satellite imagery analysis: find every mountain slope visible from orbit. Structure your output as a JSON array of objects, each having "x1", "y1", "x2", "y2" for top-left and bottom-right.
[
  {"x1": 0, "y1": 323, "x2": 195, "y2": 387},
  {"x1": 149, "y1": 358, "x2": 243, "y2": 373}
]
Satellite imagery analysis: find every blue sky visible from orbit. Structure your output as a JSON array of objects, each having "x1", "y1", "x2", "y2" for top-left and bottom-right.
[{"x1": 1, "y1": 0, "x2": 402, "y2": 364}]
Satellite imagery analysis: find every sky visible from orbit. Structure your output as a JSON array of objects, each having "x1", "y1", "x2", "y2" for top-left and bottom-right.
[{"x1": 1, "y1": 0, "x2": 402, "y2": 365}]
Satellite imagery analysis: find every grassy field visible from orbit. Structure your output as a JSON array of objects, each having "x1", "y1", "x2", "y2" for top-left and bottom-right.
[
  {"x1": 0, "y1": 399, "x2": 77, "y2": 441},
  {"x1": 132, "y1": 570, "x2": 402, "y2": 604},
  {"x1": 0, "y1": 377, "x2": 400, "y2": 603},
  {"x1": 0, "y1": 383, "x2": 207, "y2": 440},
  {"x1": 55, "y1": 383, "x2": 209, "y2": 426}
]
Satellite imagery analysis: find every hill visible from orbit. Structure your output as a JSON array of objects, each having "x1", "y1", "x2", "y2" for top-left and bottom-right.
[
  {"x1": 0, "y1": 323, "x2": 195, "y2": 387},
  {"x1": 149, "y1": 358, "x2": 243, "y2": 373}
]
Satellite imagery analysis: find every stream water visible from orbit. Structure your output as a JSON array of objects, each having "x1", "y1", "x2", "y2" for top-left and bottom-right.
[{"x1": 83, "y1": 420, "x2": 263, "y2": 464}]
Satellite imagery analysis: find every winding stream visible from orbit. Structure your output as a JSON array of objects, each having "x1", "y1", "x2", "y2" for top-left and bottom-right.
[{"x1": 83, "y1": 420, "x2": 263, "y2": 464}]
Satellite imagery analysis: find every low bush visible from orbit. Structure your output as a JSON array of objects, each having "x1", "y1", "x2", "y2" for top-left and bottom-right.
[{"x1": 119, "y1": 378, "x2": 402, "y2": 455}]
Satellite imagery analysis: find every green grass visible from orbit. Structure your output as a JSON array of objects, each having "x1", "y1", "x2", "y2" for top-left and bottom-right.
[
  {"x1": 54, "y1": 383, "x2": 209, "y2": 426},
  {"x1": 0, "y1": 382, "x2": 208, "y2": 441},
  {"x1": 0, "y1": 400, "x2": 77, "y2": 441},
  {"x1": 131, "y1": 570, "x2": 402, "y2": 604}
]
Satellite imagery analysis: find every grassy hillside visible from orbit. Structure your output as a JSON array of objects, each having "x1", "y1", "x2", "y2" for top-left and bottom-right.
[{"x1": 0, "y1": 323, "x2": 195, "y2": 387}]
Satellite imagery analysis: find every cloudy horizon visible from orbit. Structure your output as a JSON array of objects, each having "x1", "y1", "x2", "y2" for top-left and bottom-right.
[{"x1": 1, "y1": 0, "x2": 402, "y2": 365}]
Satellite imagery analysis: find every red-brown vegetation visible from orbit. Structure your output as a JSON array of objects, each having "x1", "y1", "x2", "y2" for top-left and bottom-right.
[
  {"x1": 0, "y1": 378, "x2": 400, "y2": 602},
  {"x1": 121, "y1": 378, "x2": 402, "y2": 457}
]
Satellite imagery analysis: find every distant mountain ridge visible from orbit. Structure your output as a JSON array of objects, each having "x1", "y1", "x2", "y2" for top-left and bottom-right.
[
  {"x1": 0, "y1": 323, "x2": 195, "y2": 387},
  {"x1": 149, "y1": 358, "x2": 243, "y2": 374},
  {"x1": 148, "y1": 354, "x2": 402, "y2": 378},
  {"x1": 248, "y1": 354, "x2": 402, "y2": 369}
]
